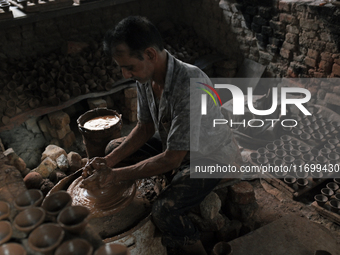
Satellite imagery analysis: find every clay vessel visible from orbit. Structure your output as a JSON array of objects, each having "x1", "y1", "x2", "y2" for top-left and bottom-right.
[
  {"x1": 298, "y1": 145, "x2": 311, "y2": 154},
  {"x1": 299, "y1": 133, "x2": 311, "y2": 142},
  {"x1": 326, "y1": 182, "x2": 339, "y2": 191},
  {"x1": 57, "y1": 205, "x2": 89, "y2": 234},
  {"x1": 41, "y1": 190, "x2": 72, "y2": 218},
  {"x1": 335, "y1": 193, "x2": 340, "y2": 201},
  {"x1": 28, "y1": 223, "x2": 65, "y2": 255},
  {"x1": 0, "y1": 221, "x2": 12, "y2": 245},
  {"x1": 257, "y1": 156, "x2": 268, "y2": 165},
  {"x1": 302, "y1": 153, "x2": 314, "y2": 163},
  {"x1": 284, "y1": 176, "x2": 296, "y2": 187},
  {"x1": 249, "y1": 152, "x2": 260, "y2": 162},
  {"x1": 289, "y1": 149, "x2": 301, "y2": 159},
  {"x1": 13, "y1": 207, "x2": 45, "y2": 234},
  {"x1": 256, "y1": 147, "x2": 267, "y2": 156},
  {"x1": 329, "y1": 199, "x2": 340, "y2": 213},
  {"x1": 296, "y1": 178, "x2": 308, "y2": 189},
  {"x1": 311, "y1": 171, "x2": 323, "y2": 181},
  {"x1": 273, "y1": 139, "x2": 284, "y2": 148},
  {"x1": 282, "y1": 144, "x2": 293, "y2": 153},
  {"x1": 321, "y1": 188, "x2": 334, "y2": 198},
  {"x1": 211, "y1": 241, "x2": 233, "y2": 255},
  {"x1": 0, "y1": 243, "x2": 26, "y2": 255},
  {"x1": 314, "y1": 194, "x2": 328, "y2": 207},
  {"x1": 94, "y1": 243, "x2": 130, "y2": 255},
  {"x1": 280, "y1": 135, "x2": 292, "y2": 144},
  {"x1": 0, "y1": 201, "x2": 10, "y2": 221},
  {"x1": 55, "y1": 238, "x2": 93, "y2": 255},
  {"x1": 289, "y1": 139, "x2": 300, "y2": 149},
  {"x1": 265, "y1": 152, "x2": 276, "y2": 163},
  {"x1": 14, "y1": 189, "x2": 43, "y2": 211},
  {"x1": 265, "y1": 143, "x2": 276, "y2": 153},
  {"x1": 275, "y1": 149, "x2": 287, "y2": 159},
  {"x1": 328, "y1": 153, "x2": 339, "y2": 161}
]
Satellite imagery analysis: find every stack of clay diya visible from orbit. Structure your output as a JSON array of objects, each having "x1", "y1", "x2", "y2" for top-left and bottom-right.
[
  {"x1": 314, "y1": 179, "x2": 340, "y2": 214},
  {"x1": 250, "y1": 134, "x2": 340, "y2": 190},
  {"x1": 0, "y1": 188, "x2": 130, "y2": 254},
  {"x1": 284, "y1": 106, "x2": 340, "y2": 148}
]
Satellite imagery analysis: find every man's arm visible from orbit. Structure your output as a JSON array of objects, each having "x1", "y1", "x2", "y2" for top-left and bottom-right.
[
  {"x1": 111, "y1": 149, "x2": 188, "y2": 182},
  {"x1": 105, "y1": 121, "x2": 155, "y2": 168}
]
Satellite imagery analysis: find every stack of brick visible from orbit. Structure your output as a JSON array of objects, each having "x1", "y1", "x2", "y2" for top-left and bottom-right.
[
  {"x1": 121, "y1": 87, "x2": 137, "y2": 123},
  {"x1": 38, "y1": 110, "x2": 76, "y2": 149}
]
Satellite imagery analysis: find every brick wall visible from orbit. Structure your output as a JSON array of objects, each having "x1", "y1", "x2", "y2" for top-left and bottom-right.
[{"x1": 169, "y1": 0, "x2": 340, "y2": 107}]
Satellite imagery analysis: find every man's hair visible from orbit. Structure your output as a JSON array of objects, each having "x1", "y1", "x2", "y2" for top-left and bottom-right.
[{"x1": 103, "y1": 16, "x2": 164, "y2": 60}]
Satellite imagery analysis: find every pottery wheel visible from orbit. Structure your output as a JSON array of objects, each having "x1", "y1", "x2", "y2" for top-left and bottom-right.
[{"x1": 67, "y1": 176, "x2": 136, "y2": 218}]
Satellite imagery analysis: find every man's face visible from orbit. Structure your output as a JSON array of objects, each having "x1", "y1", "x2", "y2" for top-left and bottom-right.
[{"x1": 113, "y1": 44, "x2": 153, "y2": 84}]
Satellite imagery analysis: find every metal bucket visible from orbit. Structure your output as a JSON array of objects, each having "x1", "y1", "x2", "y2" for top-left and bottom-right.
[{"x1": 77, "y1": 108, "x2": 122, "y2": 158}]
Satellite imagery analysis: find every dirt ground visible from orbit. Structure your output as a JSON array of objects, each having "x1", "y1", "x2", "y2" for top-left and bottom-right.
[{"x1": 167, "y1": 178, "x2": 340, "y2": 255}]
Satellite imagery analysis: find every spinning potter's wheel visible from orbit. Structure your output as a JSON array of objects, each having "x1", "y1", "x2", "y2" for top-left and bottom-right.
[
  {"x1": 67, "y1": 176, "x2": 136, "y2": 218},
  {"x1": 48, "y1": 169, "x2": 150, "y2": 239}
]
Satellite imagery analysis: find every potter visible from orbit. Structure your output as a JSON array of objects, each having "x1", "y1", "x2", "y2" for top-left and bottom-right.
[{"x1": 81, "y1": 16, "x2": 241, "y2": 255}]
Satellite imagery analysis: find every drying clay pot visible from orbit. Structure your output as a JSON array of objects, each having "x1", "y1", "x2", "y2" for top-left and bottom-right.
[
  {"x1": 280, "y1": 135, "x2": 292, "y2": 144},
  {"x1": 57, "y1": 205, "x2": 89, "y2": 234},
  {"x1": 55, "y1": 238, "x2": 93, "y2": 255},
  {"x1": 284, "y1": 176, "x2": 296, "y2": 187},
  {"x1": 266, "y1": 143, "x2": 277, "y2": 152},
  {"x1": 14, "y1": 189, "x2": 43, "y2": 211},
  {"x1": 314, "y1": 194, "x2": 328, "y2": 207},
  {"x1": 326, "y1": 182, "x2": 339, "y2": 192},
  {"x1": 329, "y1": 199, "x2": 340, "y2": 213},
  {"x1": 311, "y1": 171, "x2": 323, "y2": 181},
  {"x1": 0, "y1": 221, "x2": 12, "y2": 245},
  {"x1": 41, "y1": 190, "x2": 72, "y2": 217},
  {"x1": 273, "y1": 139, "x2": 284, "y2": 148},
  {"x1": 321, "y1": 188, "x2": 334, "y2": 198},
  {"x1": 295, "y1": 170, "x2": 308, "y2": 179},
  {"x1": 296, "y1": 178, "x2": 308, "y2": 189},
  {"x1": 13, "y1": 207, "x2": 45, "y2": 234},
  {"x1": 249, "y1": 152, "x2": 260, "y2": 162},
  {"x1": 0, "y1": 243, "x2": 26, "y2": 255},
  {"x1": 28, "y1": 223, "x2": 65, "y2": 255},
  {"x1": 0, "y1": 201, "x2": 10, "y2": 221},
  {"x1": 94, "y1": 243, "x2": 130, "y2": 255}
]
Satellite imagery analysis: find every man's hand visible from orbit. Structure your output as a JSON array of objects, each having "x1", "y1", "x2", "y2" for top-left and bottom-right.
[
  {"x1": 81, "y1": 157, "x2": 107, "y2": 179},
  {"x1": 80, "y1": 157, "x2": 117, "y2": 190}
]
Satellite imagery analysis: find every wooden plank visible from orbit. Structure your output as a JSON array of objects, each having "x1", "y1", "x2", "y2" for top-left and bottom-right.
[
  {"x1": 312, "y1": 201, "x2": 340, "y2": 225},
  {"x1": 0, "y1": 79, "x2": 135, "y2": 132}
]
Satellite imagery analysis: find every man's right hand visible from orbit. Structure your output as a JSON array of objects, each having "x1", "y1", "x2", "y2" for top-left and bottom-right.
[{"x1": 81, "y1": 157, "x2": 107, "y2": 179}]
